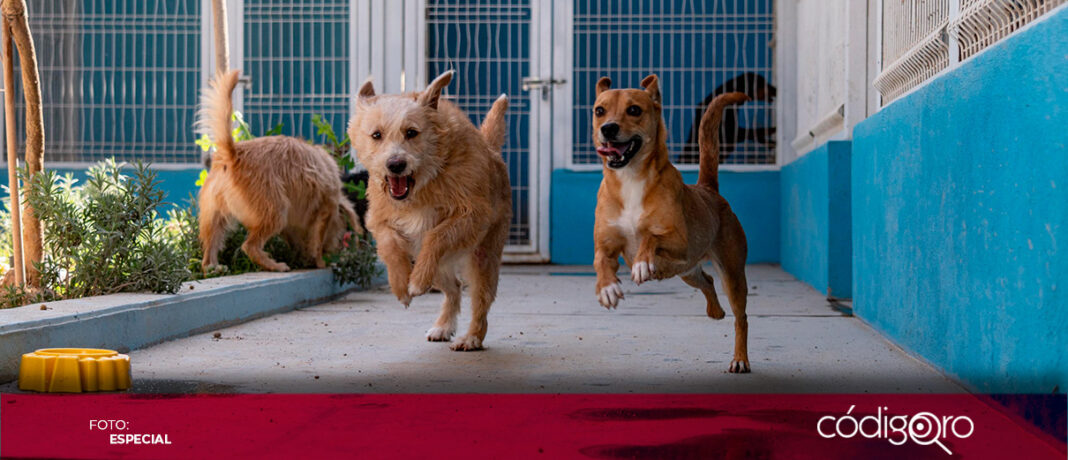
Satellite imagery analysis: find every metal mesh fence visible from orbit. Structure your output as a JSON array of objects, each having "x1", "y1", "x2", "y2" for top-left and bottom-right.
[
  {"x1": 881, "y1": 0, "x2": 951, "y2": 65},
  {"x1": 876, "y1": 0, "x2": 1064, "y2": 103},
  {"x1": 426, "y1": 0, "x2": 533, "y2": 247},
  {"x1": 242, "y1": 0, "x2": 351, "y2": 142},
  {"x1": 952, "y1": 0, "x2": 1066, "y2": 61},
  {"x1": 16, "y1": 0, "x2": 202, "y2": 164},
  {"x1": 571, "y1": 0, "x2": 776, "y2": 166}
]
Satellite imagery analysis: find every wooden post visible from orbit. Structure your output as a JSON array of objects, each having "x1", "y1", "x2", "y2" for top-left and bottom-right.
[
  {"x1": 1, "y1": 17, "x2": 21, "y2": 286},
  {"x1": 1, "y1": 0, "x2": 42, "y2": 287},
  {"x1": 212, "y1": 0, "x2": 230, "y2": 73}
]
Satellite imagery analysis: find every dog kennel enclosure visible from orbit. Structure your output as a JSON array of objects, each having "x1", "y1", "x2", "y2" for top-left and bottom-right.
[{"x1": 7, "y1": 0, "x2": 778, "y2": 261}]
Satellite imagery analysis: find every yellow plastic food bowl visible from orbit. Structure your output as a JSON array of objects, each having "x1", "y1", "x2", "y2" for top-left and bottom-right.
[{"x1": 18, "y1": 348, "x2": 131, "y2": 393}]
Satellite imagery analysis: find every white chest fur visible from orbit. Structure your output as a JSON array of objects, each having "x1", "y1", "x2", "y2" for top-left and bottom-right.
[
  {"x1": 612, "y1": 171, "x2": 645, "y2": 257},
  {"x1": 394, "y1": 207, "x2": 438, "y2": 254}
]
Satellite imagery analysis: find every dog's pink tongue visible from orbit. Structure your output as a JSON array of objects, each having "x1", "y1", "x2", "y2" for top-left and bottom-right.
[
  {"x1": 596, "y1": 144, "x2": 623, "y2": 157},
  {"x1": 388, "y1": 176, "x2": 409, "y2": 197}
]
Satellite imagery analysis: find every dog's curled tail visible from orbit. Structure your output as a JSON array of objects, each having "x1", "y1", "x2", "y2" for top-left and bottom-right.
[
  {"x1": 697, "y1": 92, "x2": 749, "y2": 191},
  {"x1": 480, "y1": 93, "x2": 509, "y2": 152},
  {"x1": 197, "y1": 70, "x2": 241, "y2": 164}
]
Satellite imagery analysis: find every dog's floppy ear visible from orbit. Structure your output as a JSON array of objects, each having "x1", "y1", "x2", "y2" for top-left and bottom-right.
[
  {"x1": 641, "y1": 74, "x2": 661, "y2": 106},
  {"x1": 419, "y1": 70, "x2": 454, "y2": 109},
  {"x1": 596, "y1": 77, "x2": 612, "y2": 95},
  {"x1": 357, "y1": 76, "x2": 375, "y2": 100}
]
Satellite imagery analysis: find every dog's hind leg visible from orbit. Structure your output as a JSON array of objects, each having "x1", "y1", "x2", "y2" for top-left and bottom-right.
[
  {"x1": 241, "y1": 218, "x2": 289, "y2": 272},
  {"x1": 715, "y1": 246, "x2": 750, "y2": 373},
  {"x1": 306, "y1": 202, "x2": 333, "y2": 269},
  {"x1": 198, "y1": 195, "x2": 229, "y2": 272},
  {"x1": 280, "y1": 228, "x2": 310, "y2": 267},
  {"x1": 427, "y1": 270, "x2": 461, "y2": 342},
  {"x1": 680, "y1": 266, "x2": 726, "y2": 320}
]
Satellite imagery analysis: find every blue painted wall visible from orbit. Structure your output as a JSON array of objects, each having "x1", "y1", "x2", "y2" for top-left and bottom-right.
[
  {"x1": 550, "y1": 169, "x2": 780, "y2": 265},
  {"x1": 780, "y1": 141, "x2": 851, "y2": 297},
  {"x1": 852, "y1": 8, "x2": 1067, "y2": 394},
  {"x1": 1, "y1": 168, "x2": 201, "y2": 212}
]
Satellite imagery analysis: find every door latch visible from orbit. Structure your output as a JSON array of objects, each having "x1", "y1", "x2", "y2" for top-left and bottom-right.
[{"x1": 521, "y1": 77, "x2": 566, "y2": 100}]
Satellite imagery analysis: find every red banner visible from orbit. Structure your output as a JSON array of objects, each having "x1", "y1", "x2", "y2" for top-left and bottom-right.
[{"x1": 2, "y1": 393, "x2": 1064, "y2": 459}]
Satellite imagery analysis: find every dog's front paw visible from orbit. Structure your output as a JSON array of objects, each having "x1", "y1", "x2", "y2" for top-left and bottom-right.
[
  {"x1": 426, "y1": 325, "x2": 456, "y2": 342},
  {"x1": 631, "y1": 261, "x2": 654, "y2": 285},
  {"x1": 268, "y1": 262, "x2": 291, "y2": 272},
  {"x1": 407, "y1": 280, "x2": 431, "y2": 299},
  {"x1": 407, "y1": 262, "x2": 434, "y2": 299},
  {"x1": 391, "y1": 285, "x2": 412, "y2": 307},
  {"x1": 728, "y1": 359, "x2": 751, "y2": 374},
  {"x1": 450, "y1": 335, "x2": 483, "y2": 351},
  {"x1": 597, "y1": 281, "x2": 624, "y2": 309}
]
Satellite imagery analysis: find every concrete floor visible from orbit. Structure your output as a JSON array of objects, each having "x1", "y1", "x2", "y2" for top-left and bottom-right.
[{"x1": 123, "y1": 265, "x2": 963, "y2": 393}]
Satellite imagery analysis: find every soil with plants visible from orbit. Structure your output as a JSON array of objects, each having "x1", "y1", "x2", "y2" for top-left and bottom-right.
[{"x1": 0, "y1": 114, "x2": 378, "y2": 309}]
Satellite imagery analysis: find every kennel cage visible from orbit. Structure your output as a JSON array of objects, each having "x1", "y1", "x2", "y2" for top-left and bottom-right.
[{"x1": 7, "y1": 0, "x2": 779, "y2": 257}]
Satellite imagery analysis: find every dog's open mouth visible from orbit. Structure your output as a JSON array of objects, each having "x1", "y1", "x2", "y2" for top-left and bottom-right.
[
  {"x1": 386, "y1": 175, "x2": 414, "y2": 200},
  {"x1": 596, "y1": 137, "x2": 642, "y2": 169}
]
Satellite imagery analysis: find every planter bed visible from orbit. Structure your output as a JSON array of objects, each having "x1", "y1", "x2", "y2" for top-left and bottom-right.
[{"x1": 0, "y1": 269, "x2": 382, "y2": 383}]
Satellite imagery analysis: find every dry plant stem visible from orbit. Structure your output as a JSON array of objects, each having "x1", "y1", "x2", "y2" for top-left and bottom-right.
[
  {"x1": 1, "y1": 17, "x2": 21, "y2": 285},
  {"x1": 212, "y1": 0, "x2": 229, "y2": 73},
  {"x1": 2, "y1": 0, "x2": 43, "y2": 287}
]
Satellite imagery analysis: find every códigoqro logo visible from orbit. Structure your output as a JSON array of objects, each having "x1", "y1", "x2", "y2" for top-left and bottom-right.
[{"x1": 817, "y1": 405, "x2": 974, "y2": 455}]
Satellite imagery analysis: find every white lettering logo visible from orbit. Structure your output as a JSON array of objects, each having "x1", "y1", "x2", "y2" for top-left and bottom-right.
[{"x1": 817, "y1": 405, "x2": 974, "y2": 455}]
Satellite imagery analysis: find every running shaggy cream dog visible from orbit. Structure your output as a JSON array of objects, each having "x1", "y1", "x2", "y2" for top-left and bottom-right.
[{"x1": 349, "y1": 71, "x2": 511, "y2": 351}]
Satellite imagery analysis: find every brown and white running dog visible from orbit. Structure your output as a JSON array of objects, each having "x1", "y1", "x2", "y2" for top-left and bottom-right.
[
  {"x1": 197, "y1": 70, "x2": 360, "y2": 273},
  {"x1": 349, "y1": 71, "x2": 511, "y2": 351},
  {"x1": 591, "y1": 75, "x2": 752, "y2": 373}
]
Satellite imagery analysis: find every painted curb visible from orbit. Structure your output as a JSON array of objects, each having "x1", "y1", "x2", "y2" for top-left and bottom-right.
[{"x1": 0, "y1": 269, "x2": 381, "y2": 383}]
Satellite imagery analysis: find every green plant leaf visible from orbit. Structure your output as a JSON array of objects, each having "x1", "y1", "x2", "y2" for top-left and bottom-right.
[
  {"x1": 264, "y1": 123, "x2": 284, "y2": 136},
  {"x1": 339, "y1": 155, "x2": 356, "y2": 171},
  {"x1": 312, "y1": 114, "x2": 340, "y2": 146},
  {"x1": 231, "y1": 111, "x2": 254, "y2": 142},
  {"x1": 355, "y1": 180, "x2": 367, "y2": 200}
]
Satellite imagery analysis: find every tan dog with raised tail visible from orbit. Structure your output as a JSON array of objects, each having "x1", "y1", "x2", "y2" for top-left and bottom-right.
[
  {"x1": 349, "y1": 71, "x2": 511, "y2": 351},
  {"x1": 591, "y1": 75, "x2": 752, "y2": 373},
  {"x1": 197, "y1": 70, "x2": 361, "y2": 273}
]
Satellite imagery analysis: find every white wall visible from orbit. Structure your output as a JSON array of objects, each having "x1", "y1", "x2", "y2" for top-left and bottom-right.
[{"x1": 779, "y1": 0, "x2": 872, "y2": 159}]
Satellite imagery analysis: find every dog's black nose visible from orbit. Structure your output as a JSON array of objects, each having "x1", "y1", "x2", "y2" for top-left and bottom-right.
[
  {"x1": 600, "y1": 122, "x2": 620, "y2": 139},
  {"x1": 387, "y1": 157, "x2": 407, "y2": 174}
]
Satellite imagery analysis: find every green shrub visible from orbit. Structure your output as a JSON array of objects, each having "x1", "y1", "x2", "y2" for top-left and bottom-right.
[
  {"x1": 23, "y1": 160, "x2": 192, "y2": 299},
  {"x1": 327, "y1": 233, "x2": 379, "y2": 288}
]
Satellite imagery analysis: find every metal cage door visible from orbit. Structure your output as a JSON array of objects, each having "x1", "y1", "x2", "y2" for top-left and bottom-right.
[{"x1": 424, "y1": 0, "x2": 552, "y2": 261}]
